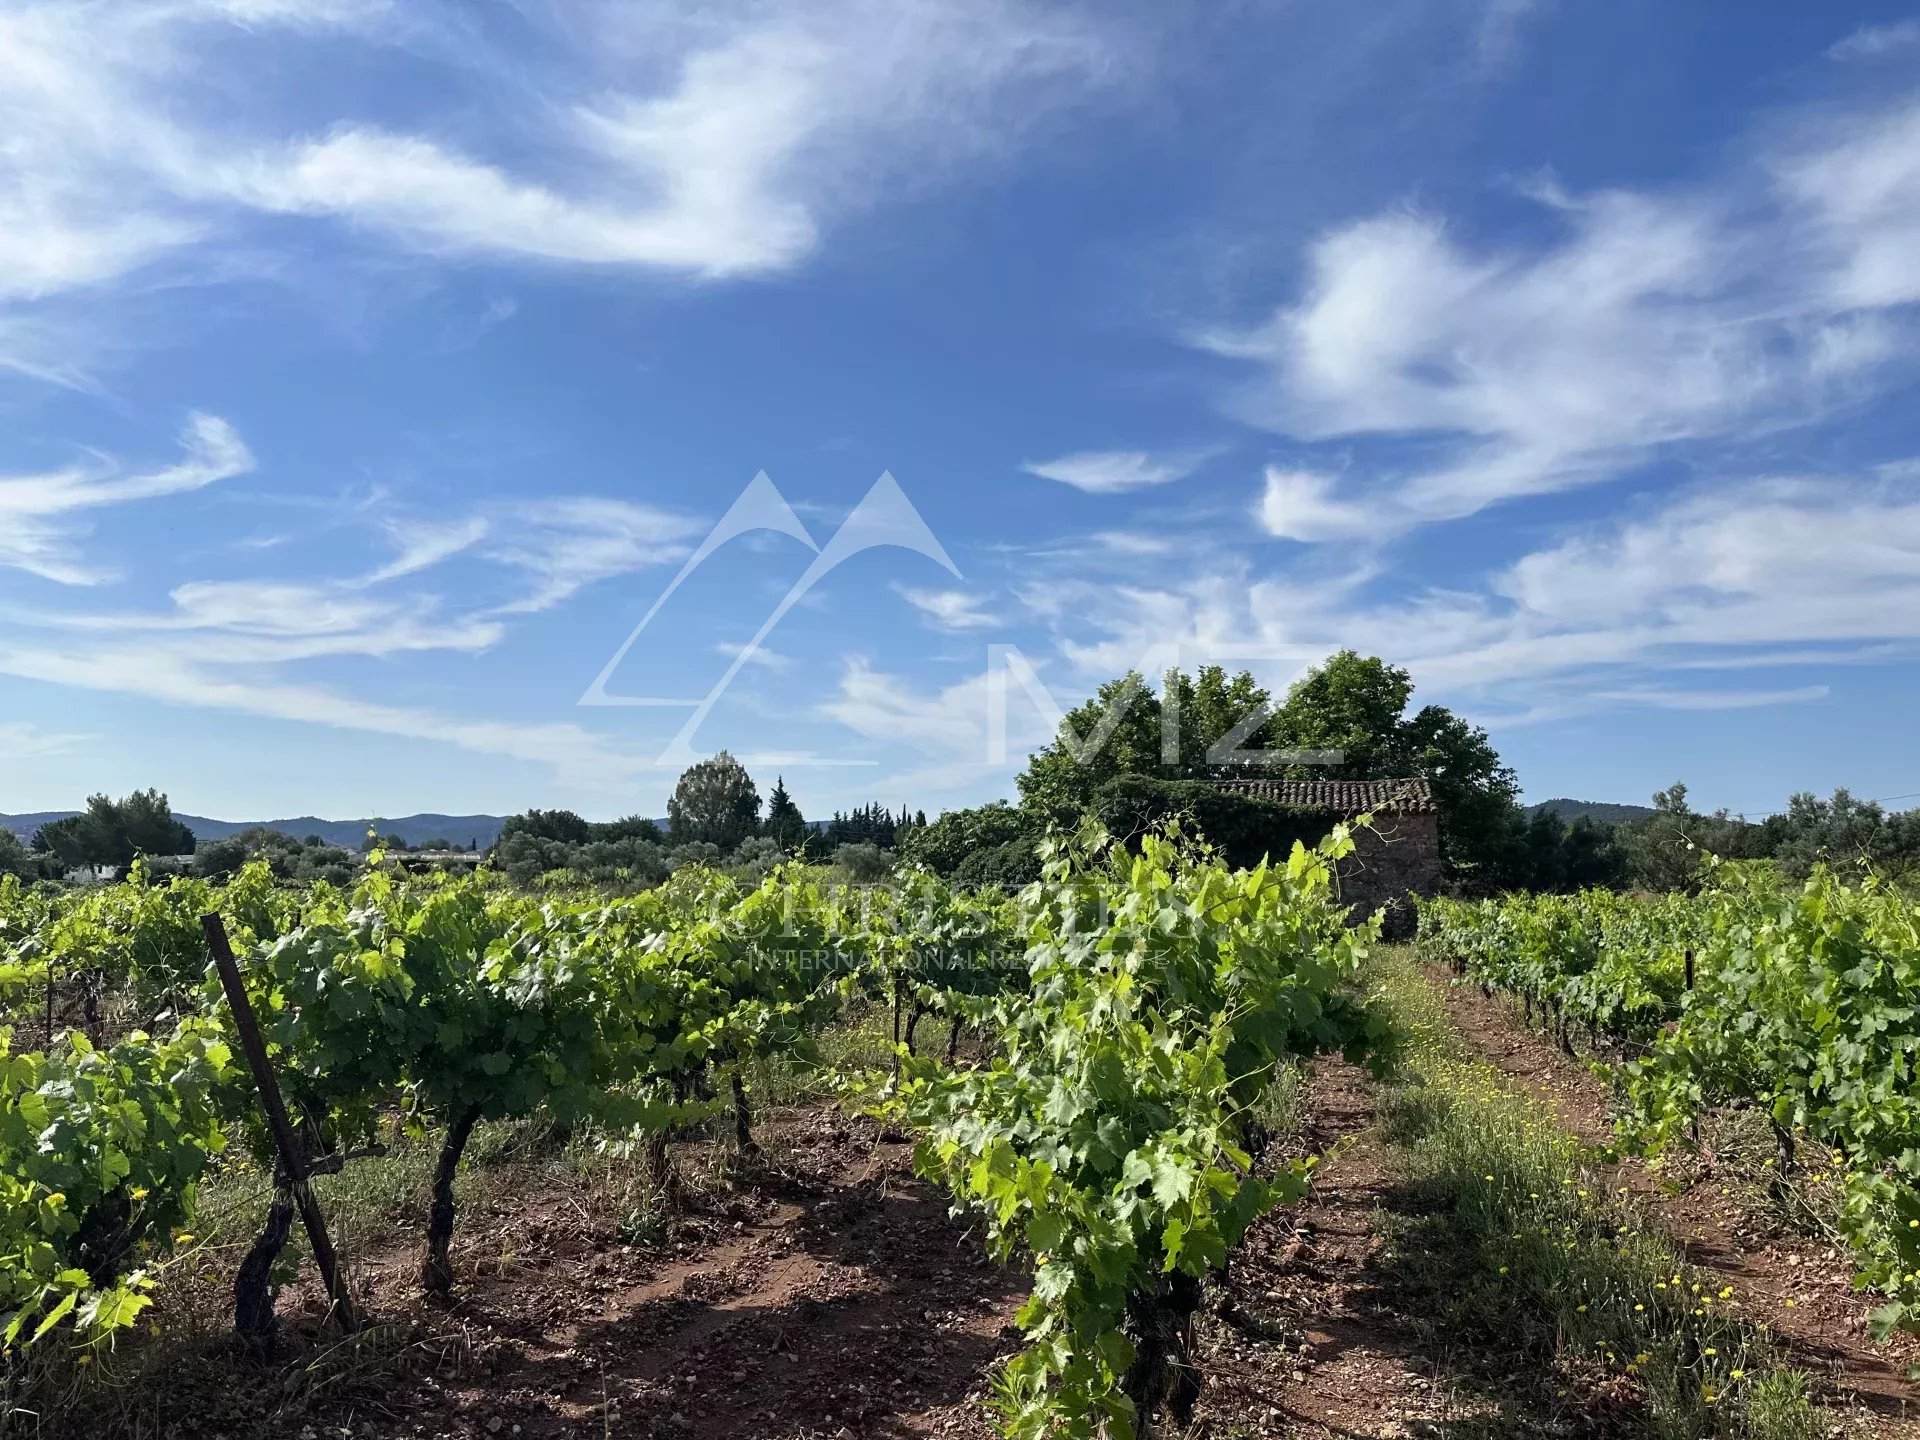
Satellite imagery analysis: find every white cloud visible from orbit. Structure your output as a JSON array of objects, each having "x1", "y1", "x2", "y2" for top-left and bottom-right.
[
  {"x1": 1774, "y1": 99, "x2": 1920, "y2": 310},
  {"x1": 0, "y1": 642, "x2": 648, "y2": 787},
  {"x1": 1493, "y1": 478, "x2": 1920, "y2": 635},
  {"x1": 222, "y1": 125, "x2": 817, "y2": 278},
  {"x1": 820, "y1": 656, "x2": 996, "y2": 753},
  {"x1": 21, "y1": 579, "x2": 503, "y2": 663},
  {"x1": 485, "y1": 497, "x2": 703, "y2": 613},
  {"x1": 201, "y1": 0, "x2": 392, "y2": 27},
  {"x1": 0, "y1": 450, "x2": 727, "y2": 793},
  {"x1": 0, "y1": 721, "x2": 88, "y2": 760},
  {"x1": 1594, "y1": 684, "x2": 1830, "y2": 711},
  {"x1": 716, "y1": 640, "x2": 792, "y2": 670},
  {"x1": 816, "y1": 654, "x2": 1060, "y2": 797},
  {"x1": 969, "y1": 467, "x2": 1920, "y2": 728},
  {"x1": 1475, "y1": 0, "x2": 1548, "y2": 66},
  {"x1": 1254, "y1": 467, "x2": 1373, "y2": 542},
  {"x1": 0, "y1": 0, "x2": 1124, "y2": 368},
  {"x1": 1828, "y1": 20, "x2": 1920, "y2": 60},
  {"x1": 1023, "y1": 448, "x2": 1211, "y2": 493},
  {"x1": 360, "y1": 515, "x2": 489, "y2": 586},
  {"x1": 894, "y1": 584, "x2": 1000, "y2": 631},
  {"x1": 1088, "y1": 530, "x2": 1179, "y2": 557},
  {"x1": 0, "y1": 413, "x2": 253, "y2": 582},
  {"x1": 1205, "y1": 94, "x2": 1920, "y2": 536}
]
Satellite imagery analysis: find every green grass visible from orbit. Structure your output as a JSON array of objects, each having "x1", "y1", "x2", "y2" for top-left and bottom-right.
[
  {"x1": 1366, "y1": 947, "x2": 1834, "y2": 1440},
  {"x1": 749, "y1": 1001, "x2": 904, "y2": 1107},
  {"x1": 1249, "y1": 1054, "x2": 1310, "y2": 1144}
]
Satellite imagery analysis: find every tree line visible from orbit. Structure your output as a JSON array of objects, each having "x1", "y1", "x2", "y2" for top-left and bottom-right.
[
  {"x1": 12, "y1": 653, "x2": 1913, "y2": 897},
  {"x1": 898, "y1": 652, "x2": 1920, "y2": 897},
  {"x1": 1515, "y1": 781, "x2": 1920, "y2": 894},
  {"x1": 488, "y1": 763, "x2": 925, "y2": 888}
]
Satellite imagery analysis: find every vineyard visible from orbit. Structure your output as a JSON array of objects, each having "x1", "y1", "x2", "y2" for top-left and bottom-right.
[
  {"x1": 1422, "y1": 863, "x2": 1920, "y2": 1341},
  {"x1": 5, "y1": 835, "x2": 1920, "y2": 1438},
  {"x1": 0, "y1": 827, "x2": 1393, "y2": 1438}
]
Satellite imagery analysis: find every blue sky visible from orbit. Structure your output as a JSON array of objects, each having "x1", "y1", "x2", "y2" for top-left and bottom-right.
[{"x1": 4, "y1": 0, "x2": 1920, "y2": 824}]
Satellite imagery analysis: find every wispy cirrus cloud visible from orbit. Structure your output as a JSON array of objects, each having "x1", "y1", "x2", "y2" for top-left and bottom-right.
[
  {"x1": 1593, "y1": 684, "x2": 1830, "y2": 711},
  {"x1": 810, "y1": 460, "x2": 1916, "y2": 784},
  {"x1": 1022, "y1": 447, "x2": 1213, "y2": 494},
  {"x1": 484, "y1": 497, "x2": 704, "y2": 614},
  {"x1": 1828, "y1": 20, "x2": 1920, "y2": 61},
  {"x1": 1254, "y1": 466, "x2": 1372, "y2": 543},
  {"x1": 358, "y1": 515, "x2": 490, "y2": 587},
  {"x1": 716, "y1": 640, "x2": 792, "y2": 670},
  {"x1": 893, "y1": 584, "x2": 1000, "y2": 631},
  {"x1": 0, "y1": 721, "x2": 90, "y2": 760},
  {"x1": 0, "y1": 641, "x2": 652, "y2": 787},
  {"x1": 0, "y1": 0, "x2": 1124, "y2": 364},
  {"x1": 817, "y1": 654, "x2": 1058, "y2": 796},
  {"x1": 1203, "y1": 91, "x2": 1920, "y2": 539},
  {"x1": 0, "y1": 413, "x2": 253, "y2": 582},
  {"x1": 20, "y1": 580, "x2": 502, "y2": 663}
]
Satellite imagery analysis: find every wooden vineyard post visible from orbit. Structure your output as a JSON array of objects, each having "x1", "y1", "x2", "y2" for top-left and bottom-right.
[{"x1": 202, "y1": 914, "x2": 360, "y2": 1334}]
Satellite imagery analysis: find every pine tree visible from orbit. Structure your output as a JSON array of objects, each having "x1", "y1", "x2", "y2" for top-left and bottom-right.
[{"x1": 764, "y1": 776, "x2": 808, "y2": 850}]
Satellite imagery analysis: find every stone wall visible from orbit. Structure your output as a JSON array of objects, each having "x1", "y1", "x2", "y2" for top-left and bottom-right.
[{"x1": 1331, "y1": 812, "x2": 1443, "y2": 939}]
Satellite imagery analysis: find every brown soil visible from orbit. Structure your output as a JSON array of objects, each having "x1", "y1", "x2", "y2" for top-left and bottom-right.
[
  {"x1": 1193, "y1": 1055, "x2": 1452, "y2": 1439},
  {"x1": 1437, "y1": 969, "x2": 1920, "y2": 1428},
  {"x1": 51, "y1": 1110, "x2": 1025, "y2": 1440},
  {"x1": 35, "y1": 969, "x2": 1920, "y2": 1440}
]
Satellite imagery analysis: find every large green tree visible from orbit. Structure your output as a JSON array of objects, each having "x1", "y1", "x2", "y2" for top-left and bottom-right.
[
  {"x1": 30, "y1": 815, "x2": 90, "y2": 869},
  {"x1": 1017, "y1": 667, "x2": 1278, "y2": 821},
  {"x1": 1016, "y1": 671, "x2": 1165, "y2": 820},
  {"x1": 1267, "y1": 651, "x2": 1413, "y2": 776},
  {"x1": 1016, "y1": 652, "x2": 1524, "y2": 886},
  {"x1": 667, "y1": 750, "x2": 762, "y2": 849},
  {"x1": 30, "y1": 790, "x2": 195, "y2": 871},
  {"x1": 1162, "y1": 665, "x2": 1275, "y2": 778},
  {"x1": 1265, "y1": 653, "x2": 1520, "y2": 885}
]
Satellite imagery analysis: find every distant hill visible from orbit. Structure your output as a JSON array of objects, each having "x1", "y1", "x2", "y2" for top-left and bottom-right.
[
  {"x1": 0, "y1": 811, "x2": 513, "y2": 851},
  {"x1": 1525, "y1": 798, "x2": 1657, "y2": 825}
]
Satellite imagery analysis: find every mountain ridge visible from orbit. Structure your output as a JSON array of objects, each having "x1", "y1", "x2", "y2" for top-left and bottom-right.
[{"x1": 0, "y1": 811, "x2": 513, "y2": 851}]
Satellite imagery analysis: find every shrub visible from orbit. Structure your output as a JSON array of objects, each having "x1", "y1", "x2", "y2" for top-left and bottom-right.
[{"x1": 1091, "y1": 776, "x2": 1328, "y2": 870}]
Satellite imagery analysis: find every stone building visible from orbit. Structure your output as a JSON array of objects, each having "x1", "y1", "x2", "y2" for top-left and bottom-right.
[{"x1": 1214, "y1": 777, "x2": 1442, "y2": 937}]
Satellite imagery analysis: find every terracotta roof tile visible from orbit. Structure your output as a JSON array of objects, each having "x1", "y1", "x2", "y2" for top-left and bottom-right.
[{"x1": 1214, "y1": 777, "x2": 1436, "y2": 815}]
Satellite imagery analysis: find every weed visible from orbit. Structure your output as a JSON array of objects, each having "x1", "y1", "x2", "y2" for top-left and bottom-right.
[{"x1": 1367, "y1": 948, "x2": 1835, "y2": 1440}]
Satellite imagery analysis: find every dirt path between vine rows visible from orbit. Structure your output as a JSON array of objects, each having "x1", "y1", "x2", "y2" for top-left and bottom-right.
[
  {"x1": 1434, "y1": 967, "x2": 1920, "y2": 1427},
  {"x1": 1192, "y1": 1054, "x2": 1663, "y2": 1439},
  {"x1": 1192, "y1": 1055, "x2": 1458, "y2": 1438}
]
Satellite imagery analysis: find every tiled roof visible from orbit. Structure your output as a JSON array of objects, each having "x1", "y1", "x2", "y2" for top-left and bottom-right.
[{"x1": 1214, "y1": 777, "x2": 1436, "y2": 815}]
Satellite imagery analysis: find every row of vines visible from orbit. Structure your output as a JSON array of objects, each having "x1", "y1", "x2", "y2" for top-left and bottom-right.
[
  {"x1": 1420, "y1": 862, "x2": 1920, "y2": 1338},
  {"x1": 2, "y1": 824, "x2": 1387, "y2": 1438}
]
